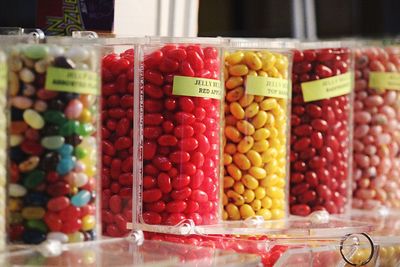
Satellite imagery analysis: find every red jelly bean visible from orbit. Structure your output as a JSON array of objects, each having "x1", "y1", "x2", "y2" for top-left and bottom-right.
[
  {"x1": 290, "y1": 48, "x2": 352, "y2": 215},
  {"x1": 47, "y1": 196, "x2": 70, "y2": 212}
]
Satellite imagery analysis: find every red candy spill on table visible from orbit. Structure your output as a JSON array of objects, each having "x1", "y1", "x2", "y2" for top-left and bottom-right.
[
  {"x1": 140, "y1": 44, "x2": 221, "y2": 225},
  {"x1": 290, "y1": 48, "x2": 352, "y2": 216},
  {"x1": 101, "y1": 49, "x2": 134, "y2": 237}
]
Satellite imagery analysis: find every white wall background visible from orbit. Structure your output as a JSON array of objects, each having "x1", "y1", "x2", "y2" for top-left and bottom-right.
[{"x1": 114, "y1": 0, "x2": 199, "y2": 37}]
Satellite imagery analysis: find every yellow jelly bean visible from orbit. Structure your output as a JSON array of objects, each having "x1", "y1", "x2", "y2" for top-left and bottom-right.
[
  {"x1": 275, "y1": 178, "x2": 286, "y2": 188},
  {"x1": 251, "y1": 199, "x2": 262, "y2": 211},
  {"x1": 79, "y1": 109, "x2": 92, "y2": 123},
  {"x1": 267, "y1": 67, "x2": 281, "y2": 78},
  {"x1": 244, "y1": 102, "x2": 259, "y2": 118},
  {"x1": 226, "y1": 76, "x2": 244, "y2": 90},
  {"x1": 227, "y1": 164, "x2": 242, "y2": 180},
  {"x1": 244, "y1": 51, "x2": 262, "y2": 70},
  {"x1": 225, "y1": 143, "x2": 237, "y2": 155},
  {"x1": 261, "y1": 174, "x2": 279, "y2": 187},
  {"x1": 266, "y1": 186, "x2": 284, "y2": 199},
  {"x1": 261, "y1": 148, "x2": 278, "y2": 163},
  {"x1": 257, "y1": 70, "x2": 268, "y2": 77},
  {"x1": 223, "y1": 193, "x2": 228, "y2": 205},
  {"x1": 252, "y1": 111, "x2": 268, "y2": 129},
  {"x1": 9, "y1": 198, "x2": 23, "y2": 212},
  {"x1": 233, "y1": 182, "x2": 245, "y2": 194},
  {"x1": 271, "y1": 209, "x2": 284, "y2": 219},
  {"x1": 224, "y1": 176, "x2": 235, "y2": 188},
  {"x1": 226, "y1": 203, "x2": 241, "y2": 220},
  {"x1": 272, "y1": 199, "x2": 285, "y2": 209},
  {"x1": 226, "y1": 86, "x2": 244, "y2": 102},
  {"x1": 253, "y1": 128, "x2": 270, "y2": 141},
  {"x1": 246, "y1": 150, "x2": 262, "y2": 167},
  {"x1": 269, "y1": 127, "x2": 278, "y2": 138},
  {"x1": 248, "y1": 70, "x2": 258, "y2": 76},
  {"x1": 229, "y1": 64, "x2": 249, "y2": 76},
  {"x1": 270, "y1": 138, "x2": 281, "y2": 149},
  {"x1": 255, "y1": 187, "x2": 266, "y2": 200},
  {"x1": 249, "y1": 166, "x2": 267, "y2": 179},
  {"x1": 261, "y1": 196, "x2": 273, "y2": 209},
  {"x1": 223, "y1": 211, "x2": 228, "y2": 220},
  {"x1": 68, "y1": 232, "x2": 85, "y2": 243},
  {"x1": 236, "y1": 120, "x2": 255, "y2": 135},
  {"x1": 264, "y1": 159, "x2": 278, "y2": 174},
  {"x1": 242, "y1": 174, "x2": 259, "y2": 190},
  {"x1": 230, "y1": 102, "x2": 245, "y2": 119},
  {"x1": 256, "y1": 208, "x2": 272, "y2": 220},
  {"x1": 237, "y1": 136, "x2": 254, "y2": 154},
  {"x1": 226, "y1": 51, "x2": 244, "y2": 65},
  {"x1": 275, "y1": 57, "x2": 288, "y2": 71},
  {"x1": 233, "y1": 153, "x2": 251, "y2": 170},
  {"x1": 81, "y1": 215, "x2": 96, "y2": 231},
  {"x1": 224, "y1": 66, "x2": 229, "y2": 80},
  {"x1": 243, "y1": 189, "x2": 255, "y2": 203},
  {"x1": 252, "y1": 140, "x2": 269, "y2": 153},
  {"x1": 22, "y1": 207, "x2": 45, "y2": 220},
  {"x1": 261, "y1": 53, "x2": 276, "y2": 71},
  {"x1": 227, "y1": 190, "x2": 245, "y2": 206},
  {"x1": 23, "y1": 109, "x2": 45, "y2": 129},
  {"x1": 260, "y1": 98, "x2": 278, "y2": 111},
  {"x1": 240, "y1": 204, "x2": 255, "y2": 219},
  {"x1": 223, "y1": 153, "x2": 233, "y2": 165},
  {"x1": 239, "y1": 94, "x2": 254, "y2": 107},
  {"x1": 225, "y1": 126, "x2": 242, "y2": 143}
]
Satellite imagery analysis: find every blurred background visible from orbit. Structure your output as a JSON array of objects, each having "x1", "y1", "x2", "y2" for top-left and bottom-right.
[{"x1": 1, "y1": 0, "x2": 400, "y2": 38}]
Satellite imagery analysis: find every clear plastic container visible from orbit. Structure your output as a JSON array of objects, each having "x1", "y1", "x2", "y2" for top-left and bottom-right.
[
  {"x1": 7, "y1": 38, "x2": 100, "y2": 244},
  {"x1": 133, "y1": 37, "x2": 224, "y2": 230},
  {"x1": 352, "y1": 41, "x2": 400, "y2": 211},
  {"x1": 290, "y1": 42, "x2": 354, "y2": 216},
  {"x1": 145, "y1": 231, "x2": 377, "y2": 267},
  {"x1": 98, "y1": 37, "x2": 143, "y2": 237},
  {"x1": 0, "y1": 236, "x2": 260, "y2": 266},
  {"x1": 222, "y1": 39, "x2": 292, "y2": 221}
]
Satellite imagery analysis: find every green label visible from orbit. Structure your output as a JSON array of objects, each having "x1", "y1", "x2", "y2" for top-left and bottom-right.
[
  {"x1": 246, "y1": 76, "x2": 289, "y2": 99},
  {"x1": 45, "y1": 67, "x2": 99, "y2": 95},
  {"x1": 369, "y1": 72, "x2": 400, "y2": 90},
  {"x1": 301, "y1": 72, "x2": 352, "y2": 102},
  {"x1": 172, "y1": 76, "x2": 222, "y2": 100},
  {"x1": 0, "y1": 63, "x2": 7, "y2": 91}
]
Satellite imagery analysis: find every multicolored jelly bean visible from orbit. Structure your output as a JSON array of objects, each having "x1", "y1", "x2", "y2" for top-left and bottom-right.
[
  {"x1": 223, "y1": 48, "x2": 290, "y2": 221},
  {"x1": 101, "y1": 47, "x2": 134, "y2": 237},
  {"x1": 352, "y1": 46, "x2": 400, "y2": 210},
  {"x1": 290, "y1": 46, "x2": 352, "y2": 216},
  {"x1": 137, "y1": 41, "x2": 222, "y2": 226},
  {"x1": 7, "y1": 44, "x2": 99, "y2": 244}
]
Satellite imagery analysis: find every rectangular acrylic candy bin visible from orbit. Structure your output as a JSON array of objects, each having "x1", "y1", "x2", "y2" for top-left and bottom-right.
[
  {"x1": 352, "y1": 40, "x2": 400, "y2": 211},
  {"x1": 222, "y1": 39, "x2": 293, "y2": 222},
  {"x1": 7, "y1": 37, "x2": 101, "y2": 244},
  {"x1": 98, "y1": 37, "x2": 144, "y2": 238},
  {"x1": 290, "y1": 41, "x2": 354, "y2": 216},
  {"x1": 133, "y1": 37, "x2": 225, "y2": 232}
]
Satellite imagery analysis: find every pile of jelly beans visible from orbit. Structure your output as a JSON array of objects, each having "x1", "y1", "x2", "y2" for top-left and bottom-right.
[
  {"x1": 223, "y1": 50, "x2": 288, "y2": 220},
  {"x1": 101, "y1": 48, "x2": 134, "y2": 237},
  {"x1": 141, "y1": 44, "x2": 221, "y2": 225},
  {"x1": 145, "y1": 232, "x2": 288, "y2": 267},
  {"x1": 8, "y1": 44, "x2": 98, "y2": 244},
  {"x1": 0, "y1": 50, "x2": 6, "y2": 250},
  {"x1": 290, "y1": 48, "x2": 352, "y2": 216},
  {"x1": 352, "y1": 47, "x2": 400, "y2": 210}
]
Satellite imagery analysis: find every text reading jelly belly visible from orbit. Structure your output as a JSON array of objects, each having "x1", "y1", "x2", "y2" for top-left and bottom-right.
[
  {"x1": 172, "y1": 76, "x2": 222, "y2": 100},
  {"x1": 246, "y1": 75, "x2": 289, "y2": 99}
]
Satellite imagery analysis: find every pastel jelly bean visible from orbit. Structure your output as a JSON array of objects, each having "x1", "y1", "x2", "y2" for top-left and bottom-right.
[
  {"x1": 101, "y1": 46, "x2": 134, "y2": 237},
  {"x1": 290, "y1": 46, "x2": 352, "y2": 216},
  {"x1": 352, "y1": 46, "x2": 400, "y2": 210},
  {"x1": 137, "y1": 40, "x2": 222, "y2": 226},
  {"x1": 223, "y1": 48, "x2": 289, "y2": 221},
  {"x1": 7, "y1": 44, "x2": 99, "y2": 244}
]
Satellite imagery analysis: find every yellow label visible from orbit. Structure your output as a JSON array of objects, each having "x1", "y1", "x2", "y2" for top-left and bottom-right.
[
  {"x1": 246, "y1": 76, "x2": 289, "y2": 99},
  {"x1": 45, "y1": 67, "x2": 100, "y2": 95},
  {"x1": 301, "y1": 72, "x2": 352, "y2": 102},
  {"x1": 0, "y1": 63, "x2": 6, "y2": 91},
  {"x1": 369, "y1": 72, "x2": 400, "y2": 90},
  {"x1": 172, "y1": 76, "x2": 222, "y2": 100}
]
